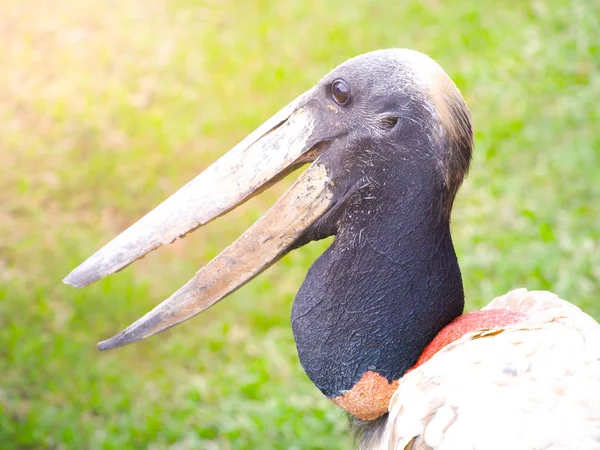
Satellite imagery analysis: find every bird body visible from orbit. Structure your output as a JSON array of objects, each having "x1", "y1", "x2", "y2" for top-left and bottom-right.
[
  {"x1": 64, "y1": 49, "x2": 600, "y2": 449},
  {"x1": 371, "y1": 289, "x2": 600, "y2": 449}
]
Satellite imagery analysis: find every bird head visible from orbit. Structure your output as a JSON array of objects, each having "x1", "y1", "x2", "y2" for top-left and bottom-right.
[{"x1": 65, "y1": 49, "x2": 474, "y2": 421}]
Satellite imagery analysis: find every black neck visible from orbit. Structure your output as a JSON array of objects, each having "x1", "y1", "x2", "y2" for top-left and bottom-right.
[{"x1": 291, "y1": 158, "x2": 464, "y2": 397}]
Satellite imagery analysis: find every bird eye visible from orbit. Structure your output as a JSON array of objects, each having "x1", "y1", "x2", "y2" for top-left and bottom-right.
[
  {"x1": 378, "y1": 115, "x2": 399, "y2": 131},
  {"x1": 331, "y1": 79, "x2": 350, "y2": 106}
]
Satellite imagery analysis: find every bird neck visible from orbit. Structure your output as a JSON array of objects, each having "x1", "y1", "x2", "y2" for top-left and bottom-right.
[{"x1": 291, "y1": 160, "x2": 465, "y2": 421}]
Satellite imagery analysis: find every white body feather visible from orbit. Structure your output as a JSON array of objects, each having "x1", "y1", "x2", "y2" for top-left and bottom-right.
[{"x1": 368, "y1": 289, "x2": 600, "y2": 450}]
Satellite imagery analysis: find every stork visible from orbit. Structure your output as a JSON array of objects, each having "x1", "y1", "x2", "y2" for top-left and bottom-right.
[{"x1": 64, "y1": 49, "x2": 600, "y2": 449}]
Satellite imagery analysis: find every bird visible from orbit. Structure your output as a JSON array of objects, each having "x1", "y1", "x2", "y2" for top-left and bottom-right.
[{"x1": 64, "y1": 49, "x2": 600, "y2": 449}]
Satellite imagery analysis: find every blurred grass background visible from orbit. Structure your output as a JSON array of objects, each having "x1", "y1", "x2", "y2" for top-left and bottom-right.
[{"x1": 1, "y1": 0, "x2": 599, "y2": 448}]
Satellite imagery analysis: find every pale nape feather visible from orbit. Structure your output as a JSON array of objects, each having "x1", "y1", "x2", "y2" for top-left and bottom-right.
[{"x1": 366, "y1": 289, "x2": 600, "y2": 450}]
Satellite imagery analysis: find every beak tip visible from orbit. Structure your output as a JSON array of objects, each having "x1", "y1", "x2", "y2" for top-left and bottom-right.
[
  {"x1": 63, "y1": 254, "x2": 109, "y2": 288},
  {"x1": 97, "y1": 332, "x2": 133, "y2": 351},
  {"x1": 63, "y1": 275, "x2": 81, "y2": 288},
  {"x1": 63, "y1": 268, "x2": 93, "y2": 288},
  {"x1": 97, "y1": 339, "x2": 118, "y2": 351},
  {"x1": 97, "y1": 321, "x2": 151, "y2": 351}
]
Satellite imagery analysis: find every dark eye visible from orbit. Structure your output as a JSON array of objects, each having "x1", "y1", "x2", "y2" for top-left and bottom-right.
[
  {"x1": 378, "y1": 115, "x2": 399, "y2": 131},
  {"x1": 331, "y1": 79, "x2": 350, "y2": 105}
]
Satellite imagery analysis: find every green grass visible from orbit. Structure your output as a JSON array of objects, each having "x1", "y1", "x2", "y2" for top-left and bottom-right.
[{"x1": 1, "y1": 0, "x2": 599, "y2": 448}]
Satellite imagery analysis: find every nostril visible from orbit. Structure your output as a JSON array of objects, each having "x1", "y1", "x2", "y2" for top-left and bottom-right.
[{"x1": 378, "y1": 115, "x2": 398, "y2": 131}]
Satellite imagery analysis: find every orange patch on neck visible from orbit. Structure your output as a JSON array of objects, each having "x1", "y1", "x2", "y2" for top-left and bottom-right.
[
  {"x1": 332, "y1": 309, "x2": 527, "y2": 421},
  {"x1": 409, "y1": 309, "x2": 528, "y2": 372},
  {"x1": 332, "y1": 371, "x2": 399, "y2": 421}
]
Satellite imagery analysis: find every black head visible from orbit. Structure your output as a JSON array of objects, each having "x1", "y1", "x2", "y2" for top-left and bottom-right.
[{"x1": 302, "y1": 49, "x2": 472, "y2": 220}]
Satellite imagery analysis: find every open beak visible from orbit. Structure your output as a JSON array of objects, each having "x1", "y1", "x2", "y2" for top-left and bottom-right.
[{"x1": 63, "y1": 89, "x2": 337, "y2": 350}]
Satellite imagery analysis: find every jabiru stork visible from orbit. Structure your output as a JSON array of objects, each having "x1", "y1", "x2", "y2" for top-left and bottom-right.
[{"x1": 64, "y1": 49, "x2": 600, "y2": 449}]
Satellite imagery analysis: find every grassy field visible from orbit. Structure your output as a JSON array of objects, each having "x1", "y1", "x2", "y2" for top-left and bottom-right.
[{"x1": 1, "y1": 0, "x2": 599, "y2": 448}]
